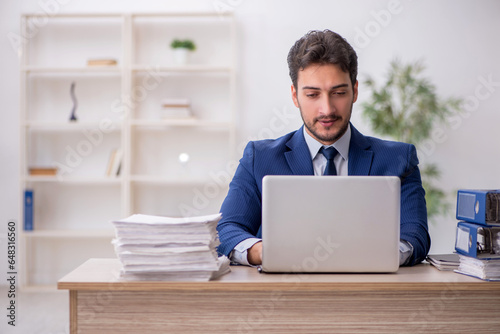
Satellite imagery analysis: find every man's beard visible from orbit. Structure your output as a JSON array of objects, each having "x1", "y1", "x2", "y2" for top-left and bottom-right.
[{"x1": 300, "y1": 104, "x2": 353, "y2": 144}]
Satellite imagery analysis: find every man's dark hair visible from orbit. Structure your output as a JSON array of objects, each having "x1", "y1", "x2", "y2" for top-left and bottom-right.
[{"x1": 287, "y1": 30, "x2": 358, "y2": 89}]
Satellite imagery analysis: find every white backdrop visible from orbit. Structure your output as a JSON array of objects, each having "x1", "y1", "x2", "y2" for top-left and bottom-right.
[{"x1": 1, "y1": 0, "x2": 500, "y2": 277}]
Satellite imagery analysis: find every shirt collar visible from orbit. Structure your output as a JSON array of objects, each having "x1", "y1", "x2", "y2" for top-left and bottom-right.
[{"x1": 303, "y1": 123, "x2": 351, "y2": 161}]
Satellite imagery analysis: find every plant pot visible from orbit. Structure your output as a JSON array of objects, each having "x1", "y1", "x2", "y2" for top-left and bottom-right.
[{"x1": 172, "y1": 48, "x2": 190, "y2": 65}]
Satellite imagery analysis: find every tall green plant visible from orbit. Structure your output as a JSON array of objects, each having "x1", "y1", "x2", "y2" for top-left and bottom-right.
[{"x1": 362, "y1": 59, "x2": 462, "y2": 220}]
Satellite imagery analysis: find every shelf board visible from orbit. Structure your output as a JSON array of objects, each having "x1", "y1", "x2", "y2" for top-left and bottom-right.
[
  {"x1": 132, "y1": 65, "x2": 232, "y2": 73},
  {"x1": 23, "y1": 11, "x2": 233, "y2": 19},
  {"x1": 22, "y1": 66, "x2": 122, "y2": 74},
  {"x1": 131, "y1": 12, "x2": 234, "y2": 18},
  {"x1": 21, "y1": 229, "x2": 115, "y2": 238},
  {"x1": 131, "y1": 119, "x2": 232, "y2": 129},
  {"x1": 24, "y1": 176, "x2": 122, "y2": 184},
  {"x1": 23, "y1": 13, "x2": 125, "y2": 18},
  {"x1": 25, "y1": 121, "x2": 122, "y2": 132},
  {"x1": 130, "y1": 175, "x2": 228, "y2": 186}
]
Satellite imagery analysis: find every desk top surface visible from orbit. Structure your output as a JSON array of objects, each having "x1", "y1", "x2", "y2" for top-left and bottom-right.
[{"x1": 57, "y1": 258, "x2": 500, "y2": 292}]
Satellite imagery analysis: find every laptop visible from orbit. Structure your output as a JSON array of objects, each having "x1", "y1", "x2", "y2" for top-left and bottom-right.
[{"x1": 261, "y1": 175, "x2": 400, "y2": 273}]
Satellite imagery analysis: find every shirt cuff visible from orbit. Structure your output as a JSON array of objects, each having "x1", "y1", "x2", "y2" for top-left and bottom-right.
[
  {"x1": 229, "y1": 238, "x2": 262, "y2": 266},
  {"x1": 399, "y1": 239, "x2": 414, "y2": 266}
]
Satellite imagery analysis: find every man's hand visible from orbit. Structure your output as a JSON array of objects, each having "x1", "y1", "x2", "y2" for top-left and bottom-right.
[{"x1": 247, "y1": 241, "x2": 262, "y2": 265}]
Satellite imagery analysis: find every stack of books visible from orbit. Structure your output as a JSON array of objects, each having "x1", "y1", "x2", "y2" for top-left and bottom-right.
[
  {"x1": 111, "y1": 213, "x2": 230, "y2": 281},
  {"x1": 87, "y1": 58, "x2": 118, "y2": 66},
  {"x1": 160, "y1": 98, "x2": 193, "y2": 119},
  {"x1": 29, "y1": 167, "x2": 58, "y2": 176},
  {"x1": 454, "y1": 189, "x2": 500, "y2": 281}
]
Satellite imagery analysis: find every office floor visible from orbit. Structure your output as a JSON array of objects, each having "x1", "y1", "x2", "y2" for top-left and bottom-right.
[{"x1": 0, "y1": 286, "x2": 69, "y2": 334}]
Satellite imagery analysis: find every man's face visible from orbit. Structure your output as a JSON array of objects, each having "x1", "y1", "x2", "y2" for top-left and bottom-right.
[{"x1": 291, "y1": 63, "x2": 358, "y2": 145}]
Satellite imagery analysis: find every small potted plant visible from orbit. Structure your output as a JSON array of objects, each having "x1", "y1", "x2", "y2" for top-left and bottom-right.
[{"x1": 170, "y1": 39, "x2": 196, "y2": 65}]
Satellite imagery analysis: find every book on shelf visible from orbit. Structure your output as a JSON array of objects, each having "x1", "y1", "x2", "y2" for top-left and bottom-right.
[
  {"x1": 24, "y1": 189, "x2": 33, "y2": 231},
  {"x1": 105, "y1": 149, "x2": 122, "y2": 177},
  {"x1": 455, "y1": 255, "x2": 500, "y2": 281},
  {"x1": 87, "y1": 58, "x2": 118, "y2": 66},
  {"x1": 160, "y1": 98, "x2": 193, "y2": 119},
  {"x1": 111, "y1": 213, "x2": 230, "y2": 281},
  {"x1": 29, "y1": 167, "x2": 57, "y2": 176}
]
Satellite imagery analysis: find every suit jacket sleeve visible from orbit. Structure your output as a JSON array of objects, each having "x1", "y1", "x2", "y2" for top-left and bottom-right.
[
  {"x1": 399, "y1": 144, "x2": 431, "y2": 265},
  {"x1": 217, "y1": 141, "x2": 262, "y2": 256}
]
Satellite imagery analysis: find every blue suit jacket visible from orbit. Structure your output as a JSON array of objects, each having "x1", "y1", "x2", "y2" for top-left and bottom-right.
[{"x1": 217, "y1": 124, "x2": 430, "y2": 265}]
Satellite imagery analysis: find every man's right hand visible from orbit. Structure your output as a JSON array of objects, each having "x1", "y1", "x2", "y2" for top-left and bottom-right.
[{"x1": 247, "y1": 241, "x2": 262, "y2": 265}]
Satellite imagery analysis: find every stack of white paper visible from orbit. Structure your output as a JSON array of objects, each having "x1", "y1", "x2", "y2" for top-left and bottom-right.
[
  {"x1": 456, "y1": 255, "x2": 500, "y2": 281},
  {"x1": 111, "y1": 213, "x2": 230, "y2": 281}
]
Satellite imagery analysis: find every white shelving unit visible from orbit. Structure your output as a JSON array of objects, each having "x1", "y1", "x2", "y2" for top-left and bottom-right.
[{"x1": 19, "y1": 12, "x2": 236, "y2": 288}]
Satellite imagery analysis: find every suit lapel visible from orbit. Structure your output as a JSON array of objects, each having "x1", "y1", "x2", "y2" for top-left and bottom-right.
[
  {"x1": 348, "y1": 124, "x2": 374, "y2": 176},
  {"x1": 284, "y1": 127, "x2": 314, "y2": 175}
]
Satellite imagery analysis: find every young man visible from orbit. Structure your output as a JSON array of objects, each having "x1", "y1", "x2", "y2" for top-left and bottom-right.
[{"x1": 217, "y1": 30, "x2": 430, "y2": 267}]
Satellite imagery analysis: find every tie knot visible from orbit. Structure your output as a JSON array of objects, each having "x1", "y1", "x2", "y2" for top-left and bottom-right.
[{"x1": 320, "y1": 146, "x2": 338, "y2": 161}]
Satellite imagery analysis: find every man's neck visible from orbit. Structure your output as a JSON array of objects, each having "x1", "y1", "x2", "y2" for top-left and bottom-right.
[{"x1": 302, "y1": 123, "x2": 351, "y2": 161}]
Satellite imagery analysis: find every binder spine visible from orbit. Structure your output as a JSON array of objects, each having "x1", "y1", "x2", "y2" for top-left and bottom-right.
[
  {"x1": 455, "y1": 221, "x2": 500, "y2": 259},
  {"x1": 456, "y1": 190, "x2": 500, "y2": 225},
  {"x1": 24, "y1": 189, "x2": 33, "y2": 231}
]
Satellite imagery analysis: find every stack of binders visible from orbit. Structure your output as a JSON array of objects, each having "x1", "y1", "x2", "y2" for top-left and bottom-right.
[{"x1": 454, "y1": 189, "x2": 500, "y2": 281}]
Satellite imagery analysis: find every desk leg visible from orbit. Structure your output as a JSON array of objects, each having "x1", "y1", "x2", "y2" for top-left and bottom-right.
[{"x1": 69, "y1": 290, "x2": 78, "y2": 334}]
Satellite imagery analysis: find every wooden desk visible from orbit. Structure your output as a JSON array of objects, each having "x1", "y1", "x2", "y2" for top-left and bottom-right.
[{"x1": 58, "y1": 258, "x2": 500, "y2": 333}]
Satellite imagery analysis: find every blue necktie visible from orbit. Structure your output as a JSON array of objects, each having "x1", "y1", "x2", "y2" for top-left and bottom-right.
[{"x1": 320, "y1": 146, "x2": 338, "y2": 175}]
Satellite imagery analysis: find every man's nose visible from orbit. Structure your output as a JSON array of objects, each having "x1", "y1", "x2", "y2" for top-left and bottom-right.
[{"x1": 319, "y1": 96, "x2": 335, "y2": 115}]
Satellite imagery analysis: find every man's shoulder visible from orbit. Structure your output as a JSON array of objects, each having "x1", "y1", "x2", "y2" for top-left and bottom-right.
[
  {"x1": 352, "y1": 131, "x2": 419, "y2": 173},
  {"x1": 354, "y1": 129, "x2": 414, "y2": 153},
  {"x1": 250, "y1": 129, "x2": 299, "y2": 151},
  {"x1": 367, "y1": 135, "x2": 413, "y2": 149},
  {"x1": 238, "y1": 129, "x2": 302, "y2": 175}
]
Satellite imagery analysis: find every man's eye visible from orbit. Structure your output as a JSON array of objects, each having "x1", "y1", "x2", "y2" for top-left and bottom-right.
[
  {"x1": 332, "y1": 91, "x2": 346, "y2": 96},
  {"x1": 306, "y1": 93, "x2": 318, "y2": 98}
]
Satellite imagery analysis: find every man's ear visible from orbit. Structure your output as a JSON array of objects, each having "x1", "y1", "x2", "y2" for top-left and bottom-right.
[
  {"x1": 291, "y1": 84, "x2": 300, "y2": 108},
  {"x1": 352, "y1": 80, "x2": 359, "y2": 103}
]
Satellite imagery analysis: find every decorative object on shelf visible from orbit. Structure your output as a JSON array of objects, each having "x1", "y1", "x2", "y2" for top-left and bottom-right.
[
  {"x1": 87, "y1": 58, "x2": 118, "y2": 66},
  {"x1": 362, "y1": 59, "x2": 463, "y2": 222},
  {"x1": 69, "y1": 81, "x2": 78, "y2": 122},
  {"x1": 29, "y1": 167, "x2": 58, "y2": 176},
  {"x1": 161, "y1": 98, "x2": 193, "y2": 119},
  {"x1": 170, "y1": 39, "x2": 196, "y2": 65}
]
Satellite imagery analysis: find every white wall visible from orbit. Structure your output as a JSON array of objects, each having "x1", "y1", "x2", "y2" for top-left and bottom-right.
[{"x1": 1, "y1": 0, "x2": 500, "y2": 276}]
